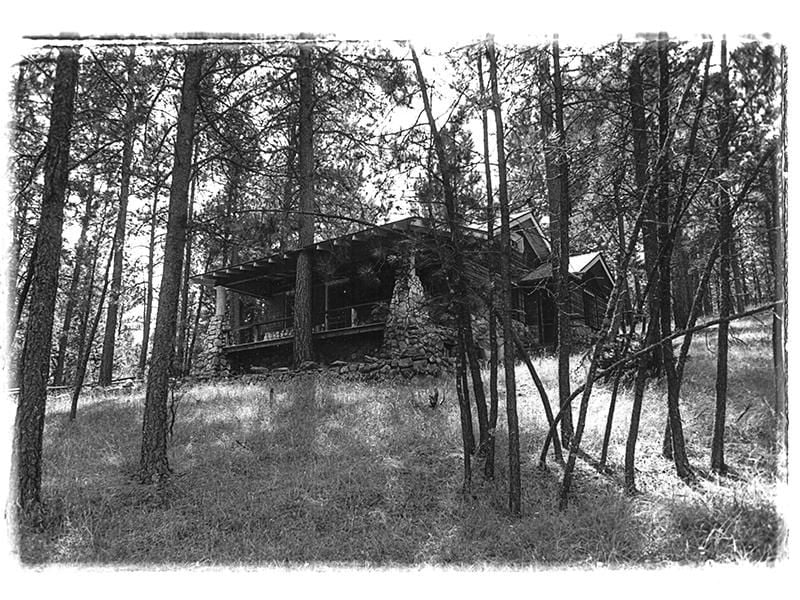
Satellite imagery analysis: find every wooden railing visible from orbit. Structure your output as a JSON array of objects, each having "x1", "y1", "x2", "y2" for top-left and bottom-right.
[{"x1": 226, "y1": 301, "x2": 388, "y2": 346}]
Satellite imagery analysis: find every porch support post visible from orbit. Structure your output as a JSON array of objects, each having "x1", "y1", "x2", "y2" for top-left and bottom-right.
[
  {"x1": 215, "y1": 285, "x2": 227, "y2": 318},
  {"x1": 324, "y1": 282, "x2": 330, "y2": 330}
]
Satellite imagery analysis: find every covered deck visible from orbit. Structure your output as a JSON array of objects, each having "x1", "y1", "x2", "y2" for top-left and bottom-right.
[{"x1": 224, "y1": 300, "x2": 387, "y2": 354}]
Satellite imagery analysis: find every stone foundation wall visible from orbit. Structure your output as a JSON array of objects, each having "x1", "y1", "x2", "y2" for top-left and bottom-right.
[{"x1": 192, "y1": 315, "x2": 232, "y2": 377}]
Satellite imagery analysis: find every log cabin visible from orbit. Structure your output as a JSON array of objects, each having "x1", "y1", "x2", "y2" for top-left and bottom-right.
[{"x1": 191, "y1": 211, "x2": 613, "y2": 375}]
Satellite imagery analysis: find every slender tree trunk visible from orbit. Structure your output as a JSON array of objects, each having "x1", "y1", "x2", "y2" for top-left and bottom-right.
[
  {"x1": 510, "y1": 325, "x2": 562, "y2": 463},
  {"x1": 600, "y1": 369, "x2": 623, "y2": 470},
  {"x1": 478, "y1": 50, "x2": 500, "y2": 480},
  {"x1": 13, "y1": 236, "x2": 39, "y2": 338},
  {"x1": 9, "y1": 64, "x2": 27, "y2": 341},
  {"x1": 293, "y1": 44, "x2": 314, "y2": 366},
  {"x1": 731, "y1": 237, "x2": 747, "y2": 313},
  {"x1": 184, "y1": 280, "x2": 206, "y2": 375},
  {"x1": 456, "y1": 333, "x2": 474, "y2": 491},
  {"x1": 750, "y1": 261, "x2": 762, "y2": 304},
  {"x1": 624, "y1": 316, "x2": 658, "y2": 494},
  {"x1": 462, "y1": 310, "x2": 490, "y2": 450},
  {"x1": 14, "y1": 48, "x2": 79, "y2": 514},
  {"x1": 70, "y1": 247, "x2": 113, "y2": 420},
  {"x1": 99, "y1": 50, "x2": 138, "y2": 385},
  {"x1": 73, "y1": 218, "x2": 109, "y2": 391},
  {"x1": 175, "y1": 158, "x2": 197, "y2": 376},
  {"x1": 138, "y1": 183, "x2": 160, "y2": 375},
  {"x1": 53, "y1": 172, "x2": 96, "y2": 386},
  {"x1": 761, "y1": 183, "x2": 777, "y2": 296},
  {"x1": 488, "y1": 39, "x2": 521, "y2": 515},
  {"x1": 712, "y1": 39, "x2": 733, "y2": 475},
  {"x1": 139, "y1": 49, "x2": 205, "y2": 483}
]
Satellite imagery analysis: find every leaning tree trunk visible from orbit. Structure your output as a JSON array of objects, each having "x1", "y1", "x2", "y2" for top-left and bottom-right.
[
  {"x1": 14, "y1": 47, "x2": 79, "y2": 514},
  {"x1": 139, "y1": 49, "x2": 205, "y2": 483},
  {"x1": 411, "y1": 44, "x2": 488, "y2": 483},
  {"x1": 488, "y1": 39, "x2": 521, "y2": 515},
  {"x1": 412, "y1": 48, "x2": 490, "y2": 452},
  {"x1": 292, "y1": 44, "x2": 314, "y2": 367},
  {"x1": 53, "y1": 170, "x2": 97, "y2": 386},
  {"x1": 99, "y1": 49, "x2": 137, "y2": 385}
]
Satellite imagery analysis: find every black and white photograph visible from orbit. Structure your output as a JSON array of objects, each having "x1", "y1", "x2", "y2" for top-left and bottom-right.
[{"x1": 1, "y1": 3, "x2": 793, "y2": 587}]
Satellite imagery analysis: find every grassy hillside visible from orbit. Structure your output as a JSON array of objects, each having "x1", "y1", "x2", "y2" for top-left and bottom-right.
[{"x1": 16, "y1": 317, "x2": 782, "y2": 565}]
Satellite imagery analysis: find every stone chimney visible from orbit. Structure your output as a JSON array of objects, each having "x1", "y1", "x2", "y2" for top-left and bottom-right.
[{"x1": 379, "y1": 242, "x2": 448, "y2": 374}]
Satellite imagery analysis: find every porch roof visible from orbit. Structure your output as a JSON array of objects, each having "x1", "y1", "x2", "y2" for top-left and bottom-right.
[{"x1": 191, "y1": 217, "x2": 417, "y2": 296}]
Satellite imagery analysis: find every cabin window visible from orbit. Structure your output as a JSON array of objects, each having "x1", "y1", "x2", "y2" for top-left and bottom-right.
[{"x1": 583, "y1": 290, "x2": 601, "y2": 329}]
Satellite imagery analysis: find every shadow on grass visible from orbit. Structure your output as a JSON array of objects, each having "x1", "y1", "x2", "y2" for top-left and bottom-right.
[{"x1": 18, "y1": 363, "x2": 780, "y2": 566}]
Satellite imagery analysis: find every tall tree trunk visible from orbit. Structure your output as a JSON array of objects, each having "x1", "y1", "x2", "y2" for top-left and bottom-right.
[
  {"x1": 624, "y1": 47, "x2": 660, "y2": 495},
  {"x1": 293, "y1": 44, "x2": 314, "y2": 366},
  {"x1": 630, "y1": 47, "x2": 662, "y2": 380},
  {"x1": 671, "y1": 230, "x2": 692, "y2": 330},
  {"x1": 773, "y1": 45, "x2": 788, "y2": 474},
  {"x1": 712, "y1": 39, "x2": 733, "y2": 475},
  {"x1": 656, "y1": 35, "x2": 694, "y2": 483},
  {"x1": 14, "y1": 47, "x2": 79, "y2": 514},
  {"x1": 139, "y1": 49, "x2": 205, "y2": 483},
  {"x1": 540, "y1": 41, "x2": 573, "y2": 446},
  {"x1": 478, "y1": 49, "x2": 500, "y2": 480},
  {"x1": 487, "y1": 39, "x2": 521, "y2": 515},
  {"x1": 280, "y1": 123, "x2": 297, "y2": 253},
  {"x1": 138, "y1": 183, "x2": 160, "y2": 375},
  {"x1": 53, "y1": 172, "x2": 96, "y2": 386},
  {"x1": 99, "y1": 49, "x2": 138, "y2": 385}
]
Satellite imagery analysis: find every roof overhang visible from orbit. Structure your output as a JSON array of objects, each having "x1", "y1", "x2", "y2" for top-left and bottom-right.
[{"x1": 190, "y1": 216, "x2": 490, "y2": 295}]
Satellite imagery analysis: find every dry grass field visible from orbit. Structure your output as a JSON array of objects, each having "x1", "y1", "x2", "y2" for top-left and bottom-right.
[{"x1": 15, "y1": 317, "x2": 782, "y2": 566}]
